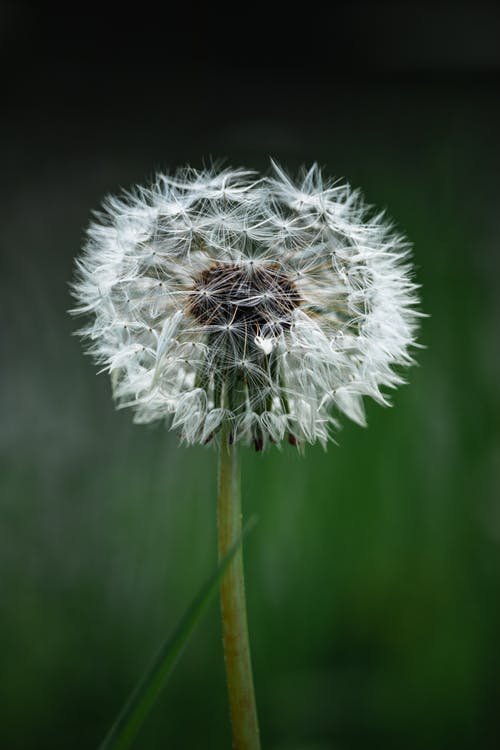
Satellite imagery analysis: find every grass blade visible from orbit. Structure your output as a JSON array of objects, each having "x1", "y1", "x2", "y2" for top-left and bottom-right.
[{"x1": 98, "y1": 516, "x2": 258, "y2": 750}]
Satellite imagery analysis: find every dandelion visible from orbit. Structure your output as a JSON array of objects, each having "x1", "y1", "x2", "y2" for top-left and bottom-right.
[{"x1": 71, "y1": 162, "x2": 420, "y2": 749}]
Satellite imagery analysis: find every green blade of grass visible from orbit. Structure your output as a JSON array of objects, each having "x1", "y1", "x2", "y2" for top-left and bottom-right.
[{"x1": 98, "y1": 515, "x2": 258, "y2": 750}]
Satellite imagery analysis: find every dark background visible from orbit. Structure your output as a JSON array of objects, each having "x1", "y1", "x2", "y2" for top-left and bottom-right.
[{"x1": 1, "y1": 2, "x2": 500, "y2": 749}]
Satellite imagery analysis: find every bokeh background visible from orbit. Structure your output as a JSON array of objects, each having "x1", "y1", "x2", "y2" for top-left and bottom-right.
[{"x1": 1, "y1": 3, "x2": 499, "y2": 748}]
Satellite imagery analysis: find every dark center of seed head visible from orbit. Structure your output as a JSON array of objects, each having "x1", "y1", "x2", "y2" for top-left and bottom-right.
[{"x1": 188, "y1": 262, "x2": 300, "y2": 331}]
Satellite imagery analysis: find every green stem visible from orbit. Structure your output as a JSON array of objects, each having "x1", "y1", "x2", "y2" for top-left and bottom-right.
[{"x1": 218, "y1": 424, "x2": 261, "y2": 750}]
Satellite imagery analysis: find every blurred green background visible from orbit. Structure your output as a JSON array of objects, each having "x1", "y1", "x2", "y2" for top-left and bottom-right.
[{"x1": 1, "y1": 4, "x2": 500, "y2": 749}]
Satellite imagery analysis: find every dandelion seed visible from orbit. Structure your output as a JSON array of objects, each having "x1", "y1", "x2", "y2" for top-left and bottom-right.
[
  {"x1": 71, "y1": 162, "x2": 419, "y2": 450},
  {"x1": 71, "y1": 162, "x2": 422, "y2": 750}
]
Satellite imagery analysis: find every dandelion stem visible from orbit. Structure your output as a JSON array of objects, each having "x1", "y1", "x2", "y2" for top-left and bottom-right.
[{"x1": 218, "y1": 423, "x2": 261, "y2": 750}]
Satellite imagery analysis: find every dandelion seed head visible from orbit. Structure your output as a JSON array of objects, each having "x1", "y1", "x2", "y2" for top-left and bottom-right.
[{"x1": 71, "y1": 162, "x2": 420, "y2": 449}]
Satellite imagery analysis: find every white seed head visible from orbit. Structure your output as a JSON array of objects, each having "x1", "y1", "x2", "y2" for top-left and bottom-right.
[{"x1": 71, "y1": 162, "x2": 420, "y2": 450}]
